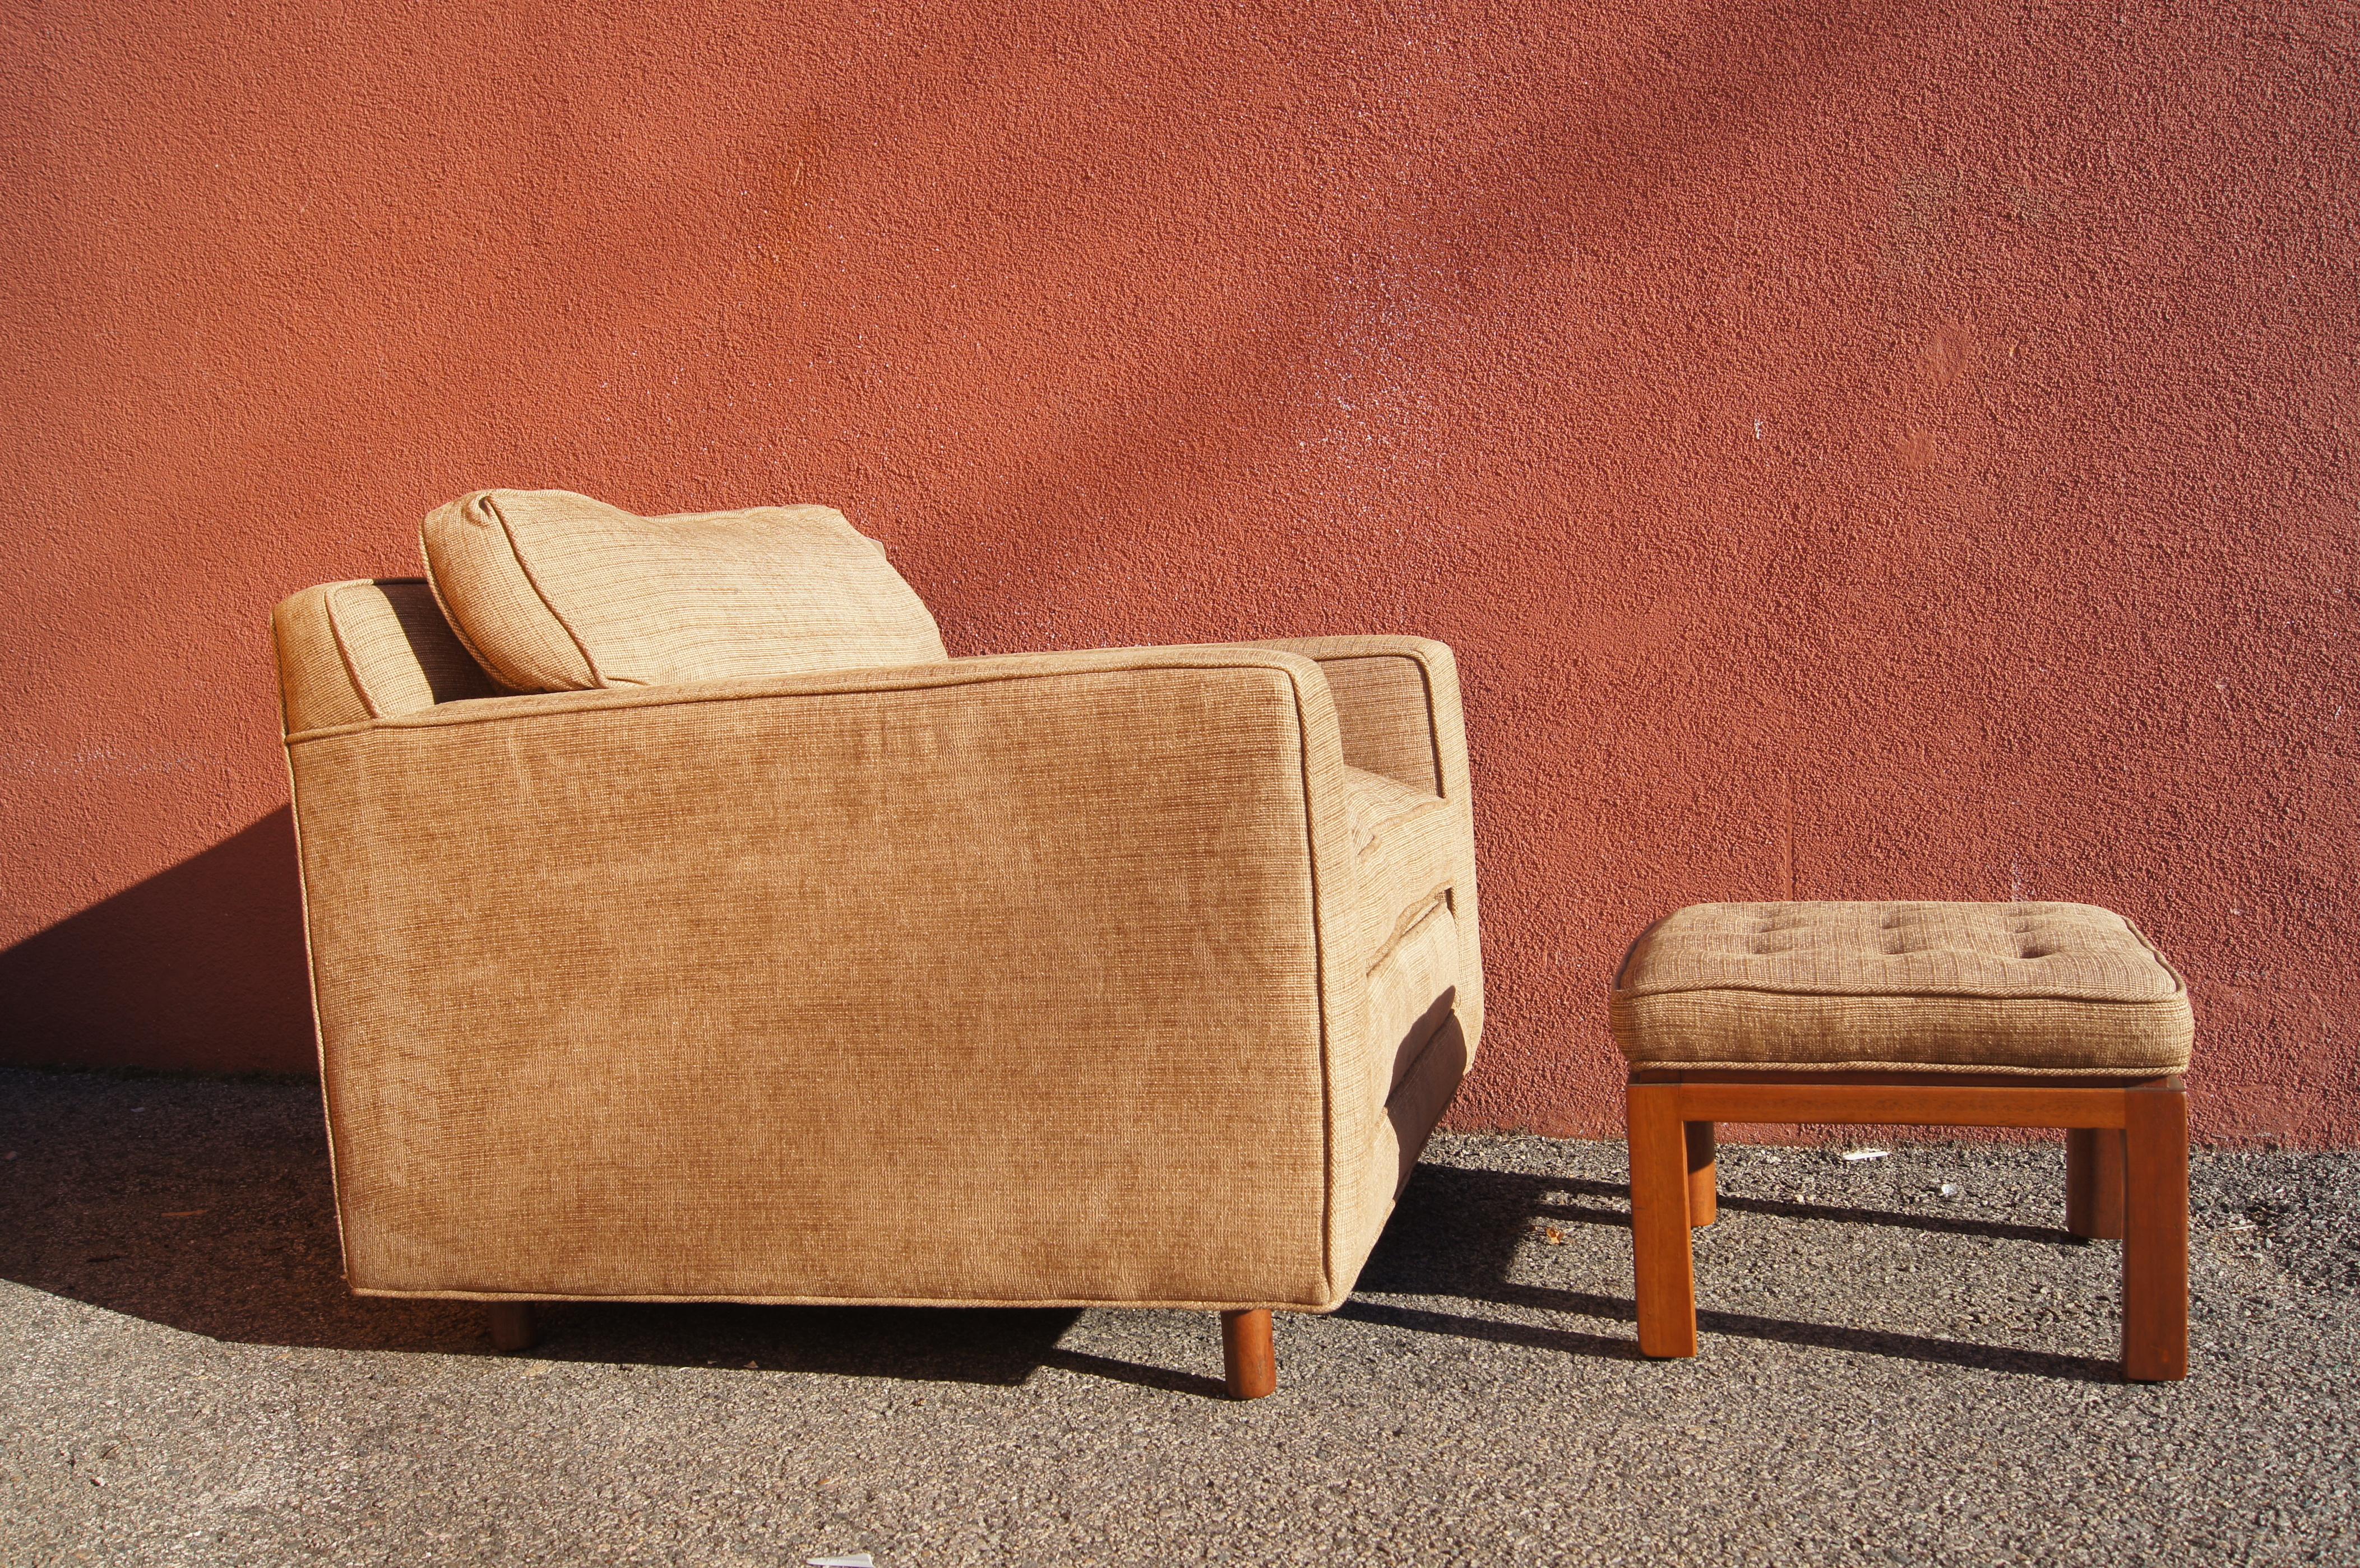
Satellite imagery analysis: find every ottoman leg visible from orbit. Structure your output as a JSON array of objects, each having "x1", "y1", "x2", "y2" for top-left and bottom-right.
[
  {"x1": 1686, "y1": 1121, "x2": 1718, "y2": 1228},
  {"x1": 2067, "y1": 1128, "x2": 2127, "y2": 1240},
  {"x1": 2121, "y1": 1083, "x2": 2189, "y2": 1381},
  {"x1": 1628, "y1": 1082, "x2": 1698, "y2": 1357}
]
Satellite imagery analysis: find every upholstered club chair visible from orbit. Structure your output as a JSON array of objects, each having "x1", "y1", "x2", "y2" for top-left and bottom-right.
[{"x1": 272, "y1": 489, "x2": 1482, "y2": 1398}]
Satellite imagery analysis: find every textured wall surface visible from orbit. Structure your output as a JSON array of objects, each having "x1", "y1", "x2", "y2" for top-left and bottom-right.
[{"x1": 3, "y1": 1, "x2": 2354, "y2": 1142}]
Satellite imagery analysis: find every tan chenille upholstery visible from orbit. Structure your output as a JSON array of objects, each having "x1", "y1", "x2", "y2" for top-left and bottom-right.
[
  {"x1": 1611, "y1": 901, "x2": 2192, "y2": 1075},
  {"x1": 272, "y1": 579, "x2": 502, "y2": 730},
  {"x1": 420, "y1": 489, "x2": 947, "y2": 690},
  {"x1": 272, "y1": 504, "x2": 1481, "y2": 1320}
]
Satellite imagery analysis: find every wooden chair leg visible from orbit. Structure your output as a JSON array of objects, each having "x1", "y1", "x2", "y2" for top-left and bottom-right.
[
  {"x1": 2121, "y1": 1083, "x2": 2189, "y2": 1381},
  {"x1": 487, "y1": 1301, "x2": 539, "y2": 1353},
  {"x1": 1628, "y1": 1080, "x2": 1698, "y2": 1357},
  {"x1": 2067, "y1": 1126, "x2": 2127, "y2": 1240},
  {"x1": 1221, "y1": 1309, "x2": 1276, "y2": 1399},
  {"x1": 1685, "y1": 1121, "x2": 1718, "y2": 1228}
]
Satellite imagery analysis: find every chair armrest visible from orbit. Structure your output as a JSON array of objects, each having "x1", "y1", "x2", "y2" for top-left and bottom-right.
[
  {"x1": 1247, "y1": 635, "x2": 1484, "y2": 1152},
  {"x1": 1244, "y1": 637, "x2": 1468, "y2": 802},
  {"x1": 281, "y1": 644, "x2": 1368, "y2": 1308}
]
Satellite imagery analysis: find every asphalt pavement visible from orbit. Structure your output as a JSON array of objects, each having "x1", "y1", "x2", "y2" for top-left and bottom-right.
[{"x1": 3, "y1": 1067, "x2": 2352, "y2": 1565}]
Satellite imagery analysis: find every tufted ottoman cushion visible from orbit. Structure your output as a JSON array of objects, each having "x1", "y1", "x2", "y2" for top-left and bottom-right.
[{"x1": 1611, "y1": 901, "x2": 2192, "y2": 1076}]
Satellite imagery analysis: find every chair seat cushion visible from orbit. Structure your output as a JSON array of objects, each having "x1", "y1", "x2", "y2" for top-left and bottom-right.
[
  {"x1": 1341, "y1": 766, "x2": 1438, "y2": 856},
  {"x1": 1611, "y1": 901, "x2": 2192, "y2": 1076}
]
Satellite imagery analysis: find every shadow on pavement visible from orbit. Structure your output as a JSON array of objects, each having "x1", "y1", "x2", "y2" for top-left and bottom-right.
[
  {"x1": 1420, "y1": 1167, "x2": 2084, "y2": 1248},
  {"x1": 0, "y1": 1070, "x2": 1083, "y2": 1389},
  {"x1": 1361, "y1": 1161, "x2": 2123, "y2": 1383},
  {"x1": 1713, "y1": 1192, "x2": 2079, "y2": 1247},
  {"x1": 1, "y1": 1069, "x2": 2120, "y2": 1391}
]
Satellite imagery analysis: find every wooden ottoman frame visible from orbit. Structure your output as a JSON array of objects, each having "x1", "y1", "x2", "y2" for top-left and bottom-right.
[{"x1": 1627, "y1": 1068, "x2": 2189, "y2": 1381}]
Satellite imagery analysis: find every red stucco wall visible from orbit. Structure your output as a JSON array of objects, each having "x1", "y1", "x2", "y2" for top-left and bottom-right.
[{"x1": 3, "y1": 2, "x2": 2353, "y2": 1142}]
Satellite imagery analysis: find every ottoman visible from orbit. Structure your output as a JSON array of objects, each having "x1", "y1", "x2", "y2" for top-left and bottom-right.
[{"x1": 1609, "y1": 901, "x2": 2194, "y2": 1380}]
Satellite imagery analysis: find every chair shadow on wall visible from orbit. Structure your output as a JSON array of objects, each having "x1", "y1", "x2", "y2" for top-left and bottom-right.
[{"x1": 0, "y1": 807, "x2": 318, "y2": 1077}]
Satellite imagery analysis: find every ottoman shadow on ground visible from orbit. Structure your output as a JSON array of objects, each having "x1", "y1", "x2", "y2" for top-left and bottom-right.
[{"x1": 1356, "y1": 1157, "x2": 2123, "y2": 1382}]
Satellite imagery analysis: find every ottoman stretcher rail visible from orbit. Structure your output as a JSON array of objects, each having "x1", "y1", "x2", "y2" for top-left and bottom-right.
[{"x1": 1627, "y1": 1069, "x2": 2189, "y2": 1380}]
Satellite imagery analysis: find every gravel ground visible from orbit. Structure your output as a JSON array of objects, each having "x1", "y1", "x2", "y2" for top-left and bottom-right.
[{"x1": 2, "y1": 1067, "x2": 2354, "y2": 1566}]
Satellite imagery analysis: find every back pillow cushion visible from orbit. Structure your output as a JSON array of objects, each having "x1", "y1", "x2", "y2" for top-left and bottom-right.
[{"x1": 420, "y1": 489, "x2": 946, "y2": 692}]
